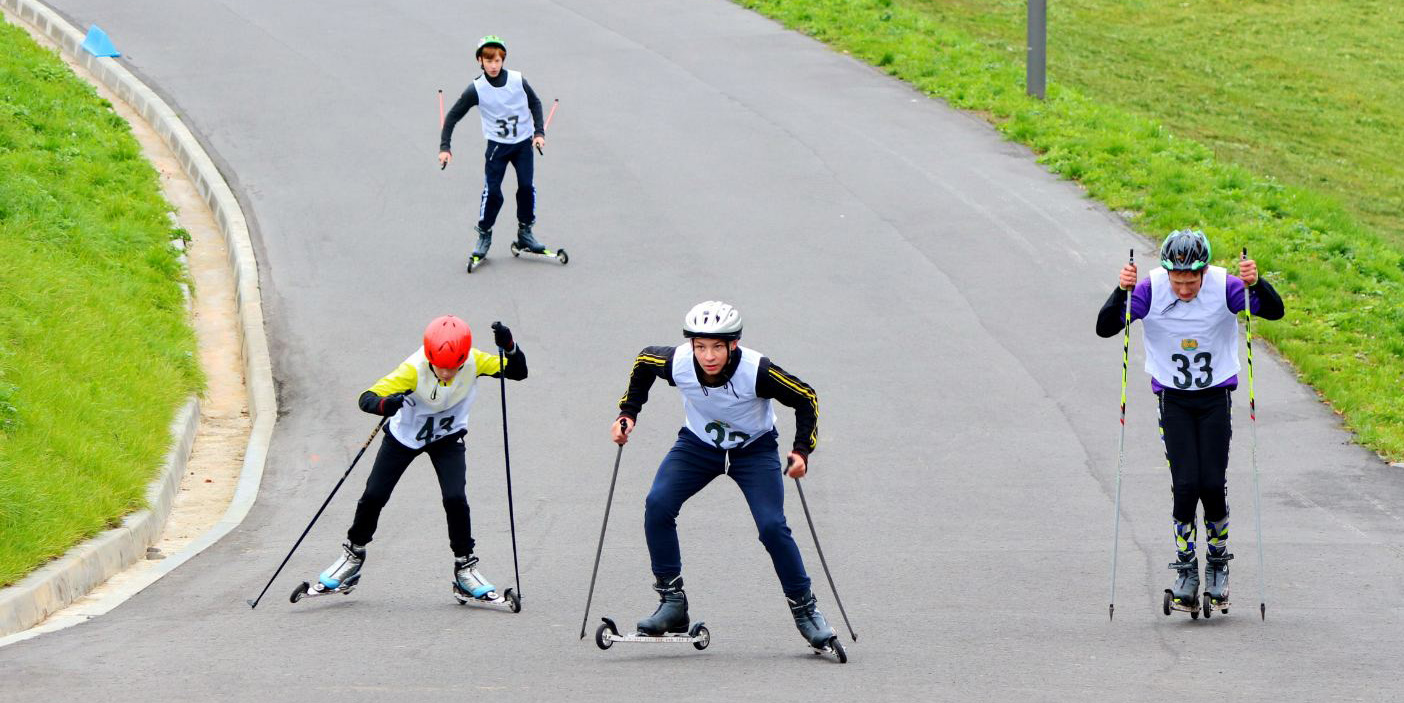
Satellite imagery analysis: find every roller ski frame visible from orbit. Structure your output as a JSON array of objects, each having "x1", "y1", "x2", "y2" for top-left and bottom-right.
[
  {"x1": 466, "y1": 254, "x2": 487, "y2": 273},
  {"x1": 594, "y1": 617, "x2": 710, "y2": 651},
  {"x1": 509, "y1": 241, "x2": 569, "y2": 265},
  {"x1": 452, "y1": 581, "x2": 522, "y2": 613},
  {"x1": 289, "y1": 576, "x2": 359, "y2": 603}
]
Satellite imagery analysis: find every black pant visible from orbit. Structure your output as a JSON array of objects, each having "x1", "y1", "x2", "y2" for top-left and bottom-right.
[
  {"x1": 347, "y1": 430, "x2": 475, "y2": 557},
  {"x1": 477, "y1": 137, "x2": 534, "y2": 230},
  {"x1": 1158, "y1": 388, "x2": 1232, "y2": 524}
]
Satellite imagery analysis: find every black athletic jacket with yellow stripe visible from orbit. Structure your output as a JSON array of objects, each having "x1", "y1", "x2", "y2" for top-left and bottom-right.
[{"x1": 618, "y1": 345, "x2": 819, "y2": 456}]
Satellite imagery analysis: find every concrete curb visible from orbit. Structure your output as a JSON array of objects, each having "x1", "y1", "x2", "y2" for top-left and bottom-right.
[
  {"x1": 0, "y1": 401, "x2": 198, "y2": 637},
  {"x1": 0, "y1": 0, "x2": 278, "y2": 642}
]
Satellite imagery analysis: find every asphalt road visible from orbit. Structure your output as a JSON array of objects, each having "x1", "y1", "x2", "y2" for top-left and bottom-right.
[{"x1": 4, "y1": 1, "x2": 1402, "y2": 700}]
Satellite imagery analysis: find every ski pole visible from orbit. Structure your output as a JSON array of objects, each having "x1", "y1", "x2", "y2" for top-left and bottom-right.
[
  {"x1": 438, "y1": 89, "x2": 447, "y2": 170},
  {"x1": 791, "y1": 459, "x2": 857, "y2": 642},
  {"x1": 1108, "y1": 248, "x2": 1134, "y2": 621},
  {"x1": 1242, "y1": 247, "x2": 1267, "y2": 621},
  {"x1": 580, "y1": 418, "x2": 627, "y2": 639},
  {"x1": 536, "y1": 98, "x2": 558, "y2": 156},
  {"x1": 498, "y1": 341, "x2": 522, "y2": 602},
  {"x1": 247, "y1": 416, "x2": 388, "y2": 609}
]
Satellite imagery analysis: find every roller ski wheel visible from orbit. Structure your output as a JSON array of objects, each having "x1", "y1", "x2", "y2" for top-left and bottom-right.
[
  {"x1": 811, "y1": 635, "x2": 848, "y2": 664},
  {"x1": 290, "y1": 575, "x2": 360, "y2": 603},
  {"x1": 451, "y1": 581, "x2": 521, "y2": 613},
  {"x1": 593, "y1": 617, "x2": 710, "y2": 651},
  {"x1": 508, "y1": 241, "x2": 569, "y2": 265},
  {"x1": 1202, "y1": 595, "x2": 1229, "y2": 618}
]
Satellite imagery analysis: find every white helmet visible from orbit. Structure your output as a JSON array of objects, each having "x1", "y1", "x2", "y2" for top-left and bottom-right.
[{"x1": 683, "y1": 301, "x2": 742, "y2": 340}]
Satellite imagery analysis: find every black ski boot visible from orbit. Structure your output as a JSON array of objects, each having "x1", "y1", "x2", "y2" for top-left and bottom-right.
[
  {"x1": 515, "y1": 221, "x2": 546, "y2": 254},
  {"x1": 637, "y1": 575, "x2": 688, "y2": 636},
  {"x1": 787, "y1": 590, "x2": 837, "y2": 649},
  {"x1": 1166, "y1": 552, "x2": 1200, "y2": 610},
  {"x1": 472, "y1": 226, "x2": 493, "y2": 259}
]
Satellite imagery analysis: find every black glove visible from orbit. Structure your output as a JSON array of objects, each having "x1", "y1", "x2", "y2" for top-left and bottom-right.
[
  {"x1": 491, "y1": 321, "x2": 514, "y2": 352},
  {"x1": 377, "y1": 391, "x2": 410, "y2": 416}
]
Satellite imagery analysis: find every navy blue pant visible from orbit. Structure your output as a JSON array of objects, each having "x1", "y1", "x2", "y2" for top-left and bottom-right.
[
  {"x1": 644, "y1": 428, "x2": 812, "y2": 597},
  {"x1": 477, "y1": 137, "x2": 535, "y2": 230}
]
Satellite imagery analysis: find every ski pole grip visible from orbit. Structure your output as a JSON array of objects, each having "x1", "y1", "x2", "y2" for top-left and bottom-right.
[
  {"x1": 1129, "y1": 248, "x2": 1134, "y2": 264},
  {"x1": 1242, "y1": 246, "x2": 1248, "y2": 260}
]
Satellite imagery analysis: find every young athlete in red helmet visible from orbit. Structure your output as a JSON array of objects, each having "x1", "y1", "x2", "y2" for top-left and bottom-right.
[{"x1": 311, "y1": 316, "x2": 526, "y2": 602}]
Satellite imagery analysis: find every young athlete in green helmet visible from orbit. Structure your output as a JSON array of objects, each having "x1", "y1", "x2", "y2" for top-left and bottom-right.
[
  {"x1": 439, "y1": 36, "x2": 549, "y2": 268},
  {"x1": 1097, "y1": 230, "x2": 1285, "y2": 616}
]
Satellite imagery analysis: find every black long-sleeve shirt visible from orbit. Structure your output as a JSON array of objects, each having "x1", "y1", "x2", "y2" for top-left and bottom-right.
[
  {"x1": 617, "y1": 345, "x2": 819, "y2": 456},
  {"x1": 439, "y1": 71, "x2": 544, "y2": 152}
]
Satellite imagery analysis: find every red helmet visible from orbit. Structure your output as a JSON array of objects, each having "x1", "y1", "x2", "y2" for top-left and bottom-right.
[{"x1": 424, "y1": 315, "x2": 472, "y2": 369}]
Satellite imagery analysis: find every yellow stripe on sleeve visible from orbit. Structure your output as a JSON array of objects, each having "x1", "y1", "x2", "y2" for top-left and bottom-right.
[
  {"x1": 474, "y1": 348, "x2": 504, "y2": 377},
  {"x1": 367, "y1": 361, "x2": 418, "y2": 396}
]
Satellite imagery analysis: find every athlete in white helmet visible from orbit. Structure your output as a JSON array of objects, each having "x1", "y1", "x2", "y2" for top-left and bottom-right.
[
  {"x1": 1097, "y1": 230, "x2": 1284, "y2": 616},
  {"x1": 439, "y1": 35, "x2": 549, "y2": 266},
  {"x1": 611, "y1": 301, "x2": 838, "y2": 651}
]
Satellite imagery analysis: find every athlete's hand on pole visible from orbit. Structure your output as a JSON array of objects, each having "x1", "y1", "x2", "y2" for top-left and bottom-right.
[
  {"x1": 612, "y1": 416, "x2": 634, "y2": 446},
  {"x1": 786, "y1": 452, "x2": 808, "y2": 479},
  {"x1": 438, "y1": 151, "x2": 452, "y2": 169},
  {"x1": 1119, "y1": 262, "x2": 1138, "y2": 291},
  {"x1": 532, "y1": 135, "x2": 545, "y2": 150},
  {"x1": 491, "y1": 321, "x2": 514, "y2": 352},
  {"x1": 1238, "y1": 258, "x2": 1258, "y2": 287}
]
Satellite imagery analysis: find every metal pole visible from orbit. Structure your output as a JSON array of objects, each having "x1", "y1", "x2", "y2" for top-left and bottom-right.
[
  {"x1": 1108, "y1": 249, "x2": 1133, "y2": 620},
  {"x1": 1027, "y1": 0, "x2": 1047, "y2": 99}
]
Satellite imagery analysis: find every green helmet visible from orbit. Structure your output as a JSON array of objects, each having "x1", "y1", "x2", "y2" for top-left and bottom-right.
[
  {"x1": 1159, "y1": 229, "x2": 1212, "y2": 271},
  {"x1": 476, "y1": 35, "x2": 506, "y2": 59}
]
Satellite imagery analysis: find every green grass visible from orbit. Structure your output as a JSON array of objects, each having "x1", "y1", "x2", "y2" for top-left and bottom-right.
[
  {"x1": 0, "y1": 18, "x2": 201, "y2": 586},
  {"x1": 737, "y1": 0, "x2": 1404, "y2": 460}
]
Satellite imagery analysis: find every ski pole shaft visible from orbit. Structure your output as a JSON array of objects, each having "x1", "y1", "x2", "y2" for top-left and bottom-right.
[
  {"x1": 1243, "y1": 247, "x2": 1267, "y2": 620},
  {"x1": 246, "y1": 417, "x2": 387, "y2": 609},
  {"x1": 1108, "y1": 248, "x2": 1133, "y2": 621},
  {"x1": 580, "y1": 419, "x2": 627, "y2": 639},
  {"x1": 792, "y1": 462, "x2": 857, "y2": 642},
  {"x1": 544, "y1": 98, "x2": 559, "y2": 129},
  {"x1": 537, "y1": 99, "x2": 558, "y2": 155},
  {"x1": 438, "y1": 90, "x2": 447, "y2": 169},
  {"x1": 499, "y1": 345, "x2": 522, "y2": 600}
]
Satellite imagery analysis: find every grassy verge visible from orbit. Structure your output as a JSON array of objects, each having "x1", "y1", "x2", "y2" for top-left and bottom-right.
[
  {"x1": 0, "y1": 18, "x2": 202, "y2": 586},
  {"x1": 737, "y1": 0, "x2": 1404, "y2": 460}
]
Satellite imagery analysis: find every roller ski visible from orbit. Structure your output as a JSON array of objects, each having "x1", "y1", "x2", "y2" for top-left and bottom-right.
[
  {"x1": 508, "y1": 222, "x2": 568, "y2": 265},
  {"x1": 594, "y1": 576, "x2": 710, "y2": 651},
  {"x1": 450, "y1": 555, "x2": 520, "y2": 612},
  {"x1": 290, "y1": 542, "x2": 364, "y2": 603},
  {"x1": 466, "y1": 226, "x2": 491, "y2": 273},
  {"x1": 789, "y1": 590, "x2": 847, "y2": 663},
  {"x1": 1162, "y1": 553, "x2": 1201, "y2": 619}
]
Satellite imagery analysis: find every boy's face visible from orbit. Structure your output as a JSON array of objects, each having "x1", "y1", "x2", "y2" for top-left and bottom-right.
[
  {"x1": 691, "y1": 338, "x2": 737, "y2": 377},
  {"x1": 431, "y1": 363, "x2": 464, "y2": 385},
  {"x1": 479, "y1": 54, "x2": 504, "y2": 77},
  {"x1": 1168, "y1": 269, "x2": 1206, "y2": 301}
]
